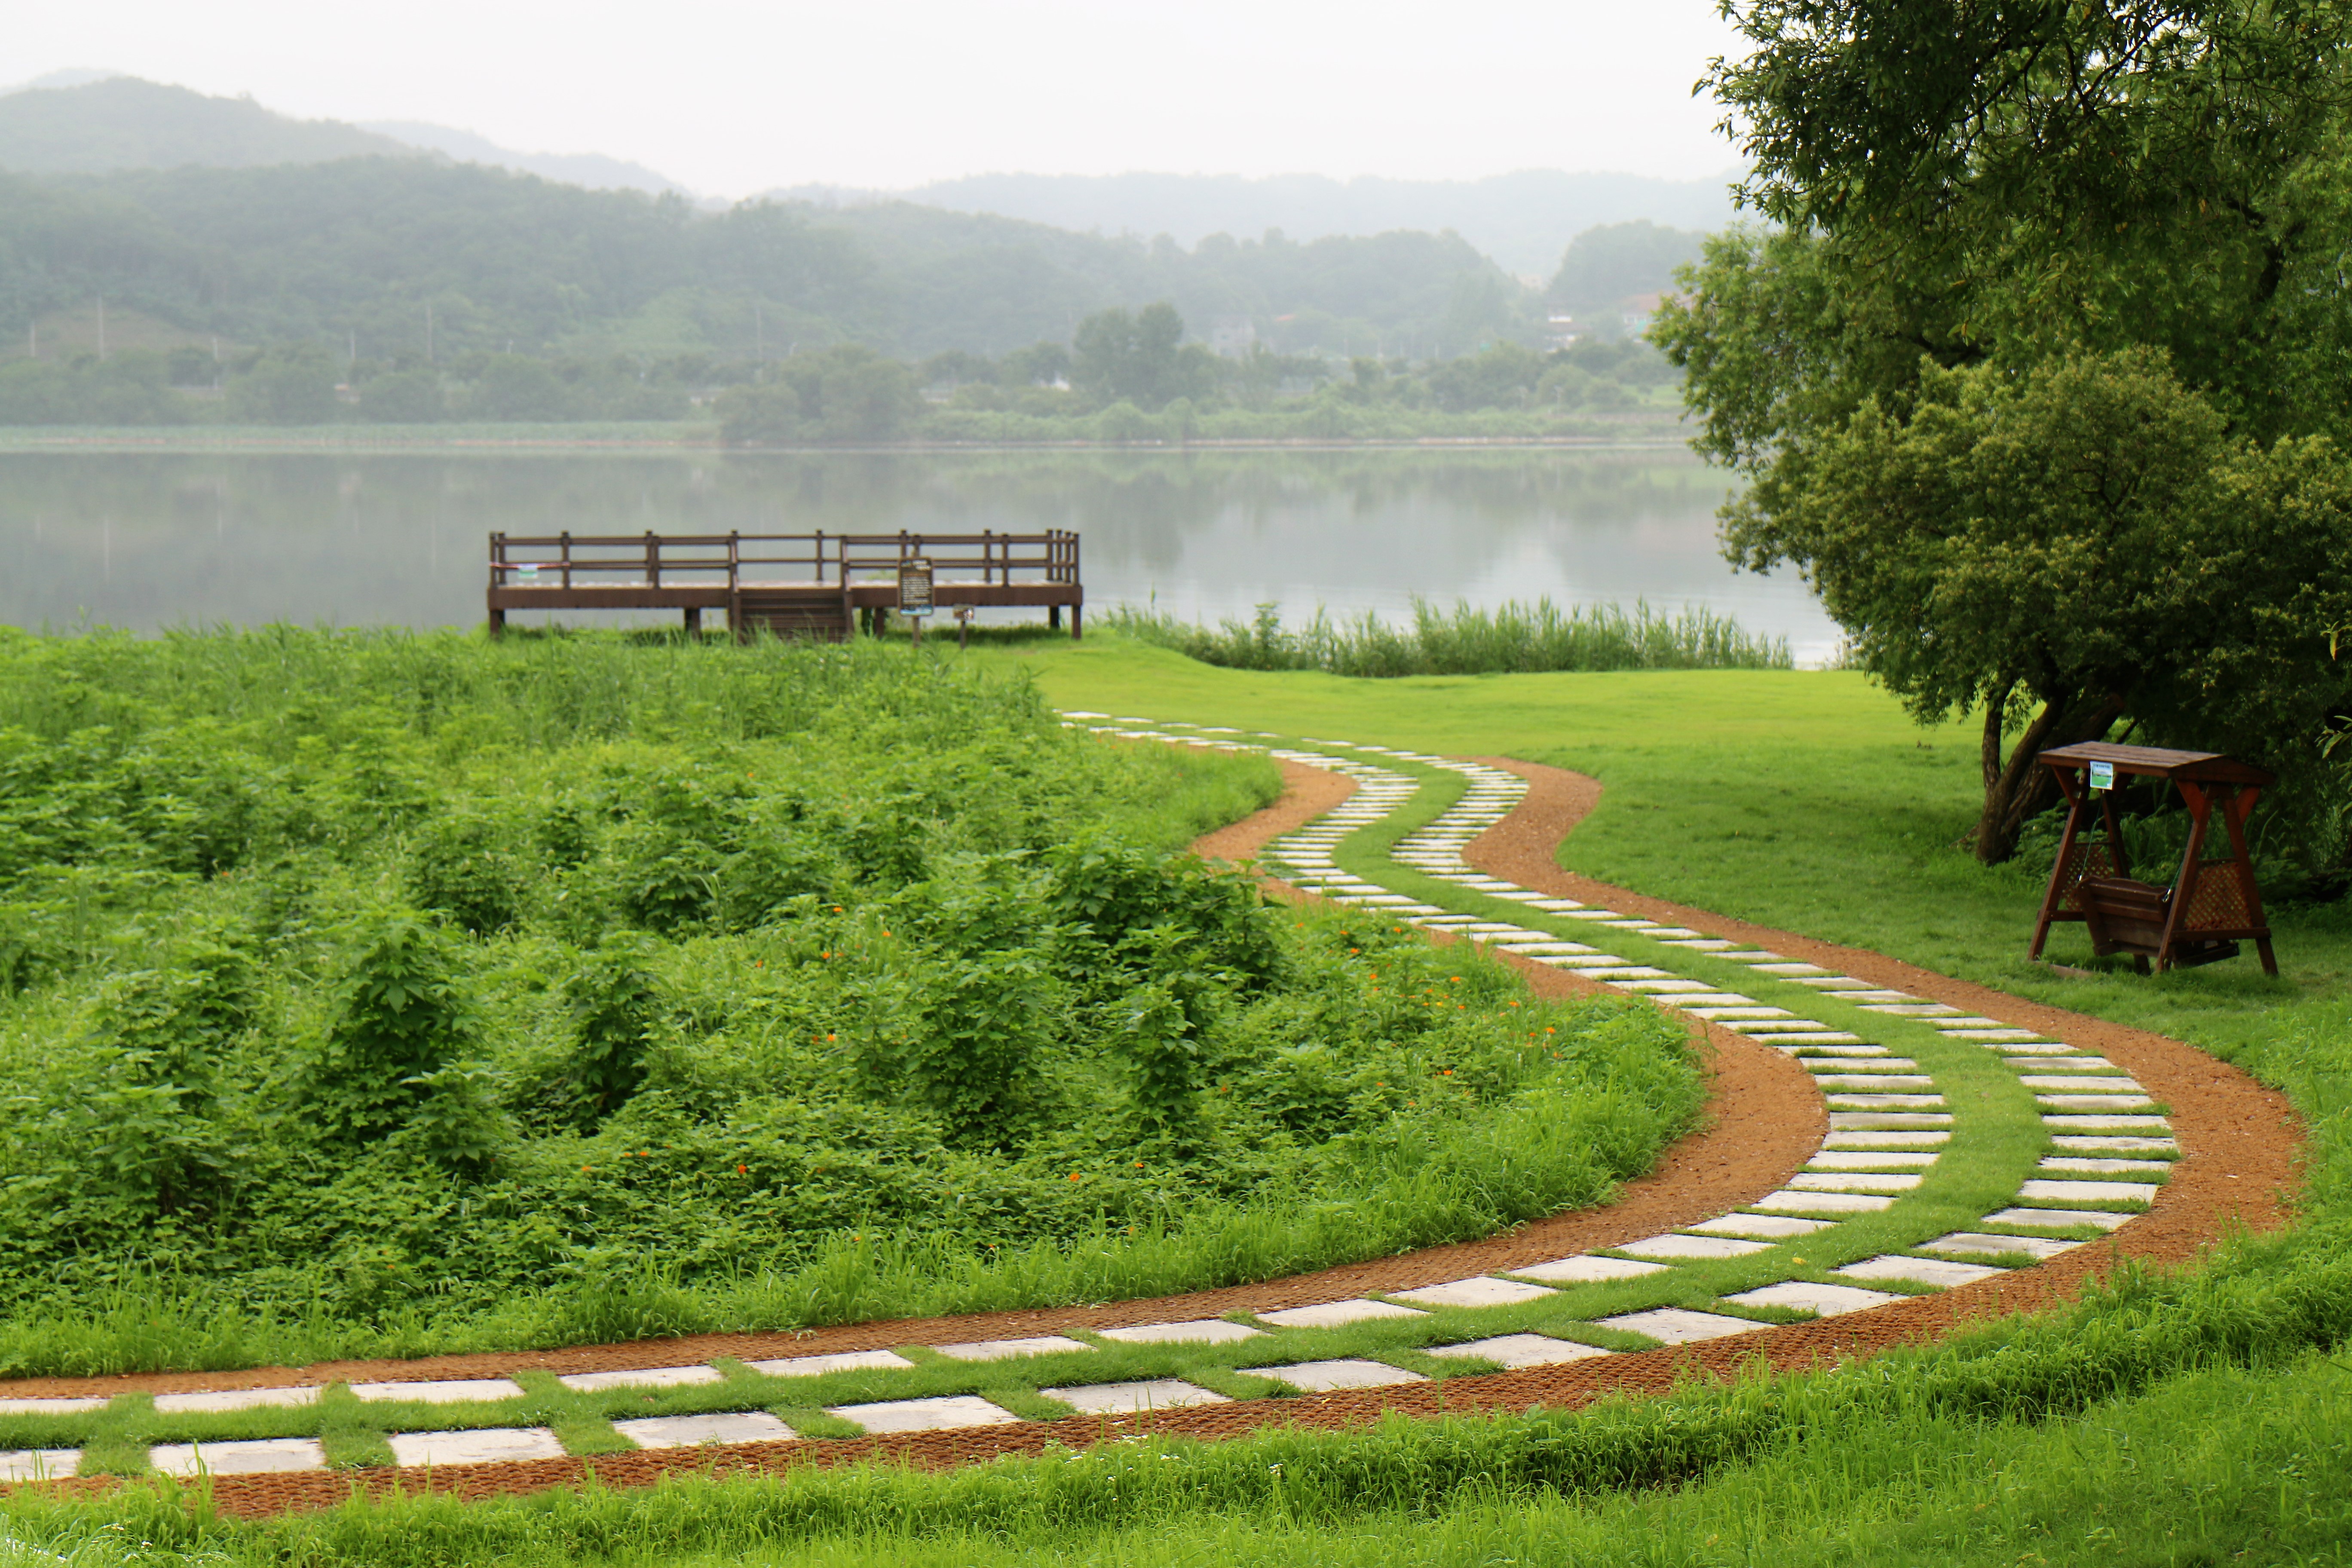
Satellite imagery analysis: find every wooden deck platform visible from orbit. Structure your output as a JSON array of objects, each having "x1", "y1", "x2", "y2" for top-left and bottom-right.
[{"x1": 487, "y1": 530, "x2": 1081, "y2": 640}]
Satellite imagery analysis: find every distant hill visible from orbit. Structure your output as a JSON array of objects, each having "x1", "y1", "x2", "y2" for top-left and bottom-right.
[
  {"x1": 0, "y1": 77, "x2": 698, "y2": 198},
  {"x1": 361, "y1": 120, "x2": 695, "y2": 199},
  {"x1": 776, "y1": 170, "x2": 1741, "y2": 277},
  {"x1": 0, "y1": 77, "x2": 410, "y2": 175},
  {"x1": 0, "y1": 158, "x2": 1540, "y2": 363}
]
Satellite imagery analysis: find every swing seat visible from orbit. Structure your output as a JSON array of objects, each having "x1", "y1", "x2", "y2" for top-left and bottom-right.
[{"x1": 2076, "y1": 876, "x2": 2241, "y2": 971}]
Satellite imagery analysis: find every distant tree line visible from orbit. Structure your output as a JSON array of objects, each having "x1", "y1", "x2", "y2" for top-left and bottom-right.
[{"x1": 0, "y1": 156, "x2": 1700, "y2": 429}]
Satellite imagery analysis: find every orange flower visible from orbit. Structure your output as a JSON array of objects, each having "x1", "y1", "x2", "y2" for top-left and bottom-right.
[
  {"x1": 1068, "y1": 1172, "x2": 1083, "y2": 1182},
  {"x1": 736, "y1": 1164, "x2": 748, "y2": 1176}
]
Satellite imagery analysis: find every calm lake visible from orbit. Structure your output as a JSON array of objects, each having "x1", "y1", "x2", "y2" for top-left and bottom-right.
[{"x1": 0, "y1": 447, "x2": 1841, "y2": 662}]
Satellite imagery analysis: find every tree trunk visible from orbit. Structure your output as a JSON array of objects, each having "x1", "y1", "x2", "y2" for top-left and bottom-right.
[{"x1": 1970, "y1": 689, "x2": 2124, "y2": 864}]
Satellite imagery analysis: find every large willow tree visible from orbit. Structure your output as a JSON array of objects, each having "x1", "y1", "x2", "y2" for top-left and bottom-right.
[{"x1": 1658, "y1": 0, "x2": 2352, "y2": 862}]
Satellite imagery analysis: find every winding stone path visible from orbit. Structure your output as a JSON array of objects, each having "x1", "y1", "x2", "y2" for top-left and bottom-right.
[{"x1": 0, "y1": 715, "x2": 2298, "y2": 1514}]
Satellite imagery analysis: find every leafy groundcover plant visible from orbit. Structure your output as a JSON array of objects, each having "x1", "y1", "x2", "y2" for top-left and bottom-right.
[{"x1": 0, "y1": 627, "x2": 1698, "y2": 1375}]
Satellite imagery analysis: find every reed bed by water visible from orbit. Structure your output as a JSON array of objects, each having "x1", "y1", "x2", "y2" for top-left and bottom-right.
[{"x1": 1104, "y1": 598, "x2": 1792, "y2": 676}]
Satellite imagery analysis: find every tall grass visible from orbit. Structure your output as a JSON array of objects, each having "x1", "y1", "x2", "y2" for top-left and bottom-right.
[{"x1": 1103, "y1": 598, "x2": 1792, "y2": 676}]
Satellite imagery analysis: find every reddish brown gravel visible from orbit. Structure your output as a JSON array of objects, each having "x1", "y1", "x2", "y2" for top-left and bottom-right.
[{"x1": 7, "y1": 750, "x2": 2304, "y2": 1517}]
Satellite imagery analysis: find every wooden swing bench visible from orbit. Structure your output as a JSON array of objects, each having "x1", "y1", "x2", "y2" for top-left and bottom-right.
[{"x1": 2030, "y1": 742, "x2": 2277, "y2": 977}]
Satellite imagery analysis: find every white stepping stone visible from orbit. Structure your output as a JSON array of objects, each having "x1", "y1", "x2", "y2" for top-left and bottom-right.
[
  {"x1": 1681, "y1": 1006, "x2": 1785, "y2": 1019},
  {"x1": 1255, "y1": 1299, "x2": 1430, "y2": 1329},
  {"x1": 1530, "y1": 954, "x2": 1635, "y2": 968},
  {"x1": 2037, "y1": 1094, "x2": 2157, "y2": 1111},
  {"x1": 1387, "y1": 1277, "x2": 1556, "y2": 1309},
  {"x1": 0, "y1": 1449, "x2": 77, "y2": 1480},
  {"x1": 2040, "y1": 1158, "x2": 2171, "y2": 1176},
  {"x1": 1788, "y1": 976, "x2": 1874, "y2": 989},
  {"x1": 1829, "y1": 1112, "x2": 1953, "y2": 1129},
  {"x1": 744, "y1": 1350, "x2": 916, "y2": 1378},
  {"x1": 1426, "y1": 1334, "x2": 1610, "y2": 1369},
  {"x1": 1929, "y1": 1017, "x2": 2006, "y2": 1028},
  {"x1": 1752, "y1": 1190, "x2": 1896, "y2": 1213},
  {"x1": 1825, "y1": 1094, "x2": 1945, "y2": 1109},
  {"x1": 1659, "y1": 939, "x2": 1740, "y2": 951},
  {"x1": 1999, "y1": 1042, "x2": 2086, "y2": 1055},
  {"x1": 1596, "y1": 919, "x2": 1663, "y2": 931},
  {"x1": 1579, "y1": 967, "x2": 1677, "y2": 980},
  {"x1": 1808, "y1": 1075, "x2": 1933, "y2": 1089},
  {"x1": 0, "y1": 1397, "x2": 107, "y2": 1414},
  {"x1": 1718, "y1": 951, "x2": 1786, "y2": 962},
  {"x1": 2022, "y1": 1074, "x2": 2147, "y2": 1090},
  {"x1": 390, "y1": 1427, "x2": 567, "y2": 1466},
  {"x1": 615, "y1": 1412, "x2": 795, "y2": 1448},
  {"x1": 1838, "y1": 991, "x2": 1917, "y2": 1003},
  {"x1": 1495, "y1": 942, "x2": 1599, "y2": 956},
  {"x1": 2011, "y1": 1057, "x2": 2119, "y2": 1071},
  {"x1": 1794, "y1": 1045, "x2": 1895, "y2": 1057},
  {"x1": 1983, "y1": 1207, "x2": 2133, "y2": 1231},
  {"x1": 1806, "y1": 1058, "x2": 1918, "y2": 1071},
  {"x1": 933, "y1": 1335, "x2": 1094, "y2": 1361},
  {"x1": 1824, "y1": 1130, "x2": 1950, "y2": 1147},
  {"x1": 1750, "y1": 963, "x2": 1834, "y2": 977},
  {"x1": 557, "y1": 1365, "x2": 723, "y2": 1392},
  {"x1": 1791, "y1": 1172, "x2": 1923, "y2": 1193},
  {"x1": 1236, "y1": 1359, "x2": 1427, "y2": 1392},
  {"x1": 1595, "y1": 1308, "x2": 1758, "y2": 1344},
  {"x1": 2044, "y1": 1114, "x2": 2171, "y2": 1130},
  {"x1": 1944, "y1": 1029, "x2": 2045, "y2": 1042},
  {"x1": 1684, "y1": 1213, "x2": 1836, "y2": 1239},
  {"x1": 2016, "y1": 1179, "x2": 2157, "y2": 1204},
  {"x1": 1524, "y1": 900, "x2": 1588, "y2": 911},
  {"x1": 1774, "y1": 1034, "x2": 1871, "y2": 1045},
  {"x1": 153, "y1": 1386, "x2": 319, "y2": 1414},
  {"x1": 150, "y1": 1438, "x2": 326, "y2": 1477},
  {"x1": 1859, "y1": 1004, "x2": 1963, "y2": 1017},
  {"x1": 1098, "y1": 1319, "x2": 1265, "y2": 1345},
  {"x1": 1836, "y1": 1256, "x2": 2008, "y2": 1288},
  {"x1": 1506, "y1": 1254, "x2": 1673, "y2": 1283},
  {"x1": 1608, "y1": 980, "x2": 1720, "y2": 994},
  {"x1": 1041, "y1": 1379, "x2": 1229, "y2": 1414},
  {"x1": 2051, "y1": 1135, "x2": 2178, "y2": 1154},
  {"x1": 1923, "y1": 1232, "x2": 2082, "y2": 1259},
  {"x1": 1618, "y1": 1233, "x2": 1772, "y2": 1259},
  {"x1": 827, "y1": 1395, "x2": 1022, "y2": 1433},
  {"x1": 1721, "y1": 1281, "x2": 1899, "y2": 1316},
  {"x1": 1807, "y1": 1151, "x2": 1938, "y2": 1168},
  {"x1": 1723, "y1": 1018, "x2": 1835, "y2": 1032},
  {"x1": 351, "y1": 1378, "x2": 525, "y2": 1404}
]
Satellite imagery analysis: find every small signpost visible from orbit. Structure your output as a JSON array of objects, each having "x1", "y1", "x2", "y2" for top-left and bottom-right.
[{"x1": 897, "y1": 557, "x2": 934, "y2": 646}]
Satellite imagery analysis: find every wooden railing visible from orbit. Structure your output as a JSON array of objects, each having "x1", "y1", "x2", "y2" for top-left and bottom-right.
[{"x1": 488, "y1": 530, "x2": 1081, "y2": 591}]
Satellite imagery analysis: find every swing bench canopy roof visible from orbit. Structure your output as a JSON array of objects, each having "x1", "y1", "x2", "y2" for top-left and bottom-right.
[{"x1": 2038, "y1": 741, "x2": 2273, "y2": 787}]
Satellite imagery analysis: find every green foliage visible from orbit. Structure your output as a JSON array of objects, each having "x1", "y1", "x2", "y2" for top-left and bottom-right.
[
  {"x1": 0, "y1": 351, "x2": 189, "y2": 426},
  {"x1": 0, "y1": 628, "x2": 1692, "y2": 1369},
  {"x1": 1071, "y1": 303, "x2": 1219, "y2": 412},
  {"x1": 1547, "y1": 219, "x2": 1706, "y2": 315},
  {"x1": 222, "y1": 344, "x2": 338, "y2": 424},
  {"x1": 713, "y1": 346, "x2": 919, "y2": 444},
  {"x1": 1108, "y1": 596, "x2": 1791, "y2": 676}
]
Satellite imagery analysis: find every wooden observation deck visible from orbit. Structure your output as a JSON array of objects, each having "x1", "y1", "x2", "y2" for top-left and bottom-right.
[{"x1": 486, "y1": 530, "x2": 1082, "y2": 640}]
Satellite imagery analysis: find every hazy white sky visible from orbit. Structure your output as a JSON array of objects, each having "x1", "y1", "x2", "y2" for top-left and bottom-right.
[{"x1": 12, "y1": 1, "x2": 1748, "y2": 197}]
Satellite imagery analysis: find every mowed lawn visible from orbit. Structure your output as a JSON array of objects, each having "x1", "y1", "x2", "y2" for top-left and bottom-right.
[{"x1": 989, "y1": 637, "x2": 2352, "y2": 1074}]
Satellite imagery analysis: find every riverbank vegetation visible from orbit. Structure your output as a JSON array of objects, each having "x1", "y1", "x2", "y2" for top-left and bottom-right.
[
  {"x1": 1106, "y1": 597, "x2": 1790, "y2": 676},
  {"x1": 0, "y1": 628, "x2": 1697, "y2": 1376}
]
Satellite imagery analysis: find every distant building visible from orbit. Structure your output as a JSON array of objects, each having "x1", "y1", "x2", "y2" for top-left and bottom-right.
[
  {"x1": 1209, "y1": 316, "x2": 1258, "y2": 358},
  {"x1": 1546, "y1": 312, "x2": 1583, "y2": 351},
  {"x1": 1617, "y1": 292, "x2": 1668, "y2": 336}
]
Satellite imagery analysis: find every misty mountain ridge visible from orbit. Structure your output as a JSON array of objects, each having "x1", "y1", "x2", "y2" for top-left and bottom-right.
[
  {"x1": 0, "y1": 74, "x2": 697, "y2": 198},
  {"x1": 774, "y1": 169, "x2": 1740, "y2": 277}
]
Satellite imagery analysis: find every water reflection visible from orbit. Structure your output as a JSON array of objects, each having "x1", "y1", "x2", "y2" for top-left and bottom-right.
[{"x1": 0, "y1": 449, "x2": 1840, "y2": 662}]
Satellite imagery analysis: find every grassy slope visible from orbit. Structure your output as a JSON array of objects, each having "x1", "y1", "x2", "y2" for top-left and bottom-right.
[{"x1": 994, "y1": 639, "x2": 2351, "y2": 1069}]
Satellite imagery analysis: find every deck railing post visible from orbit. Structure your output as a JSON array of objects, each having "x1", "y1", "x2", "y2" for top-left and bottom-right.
[
  {"x1": 815, "y1": 529, "x2": 825, "y2": 585},
  {"x1": 646, "y1": 530, "x2": 659, "y2": 588},
  {"x1": 560, "y1": 531, "x2": 573, "y2": 590}
]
